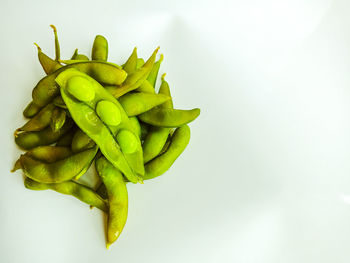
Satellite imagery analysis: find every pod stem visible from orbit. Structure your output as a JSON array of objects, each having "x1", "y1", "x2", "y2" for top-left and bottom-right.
[{"x1": 50, "y1": 25, "x2": 60, "y2": 61}]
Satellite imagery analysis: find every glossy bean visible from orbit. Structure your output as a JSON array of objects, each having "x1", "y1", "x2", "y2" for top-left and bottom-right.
[
  {"x1": 118, "y1": 92, "x2": 170, "y2": 117},
  {"x1": 96, "y1": 156, "x2": 128, "y2": 249},
  {"x1": 24, "y1": 177, "x2": 107, "y2": 212},
  {"x1": 92, "y1": 35, "x2": 108, "y2": 61},
  {"x1": 18, "y1": 145, "x2": 98, "y2": 183},
  {"x1": 144, "y1": 125, "x2": 190, "y2": 180},
  {"x1": 15, "y1": 118, "x2": 73, "y2": 150}
]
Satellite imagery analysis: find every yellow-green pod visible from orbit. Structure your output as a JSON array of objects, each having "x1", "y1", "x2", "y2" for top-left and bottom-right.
[
  {"x1": 123, "y1": 47, "x2": 137, "y2": 74},
  {"x1": 18, "y1": 145, "x2": 98, "y2": 183},
  {"x1": 144, "y1": 125, "x2": 191, "y2": 180},
  {"x1": 118, "y1": 92, "x2": 170, "y2": 117},
  {"x1": 24, "y1": 177, "x2": 108, "y2": 213},
  {"x1": 56, "y1": 68, "x2": 144, "y2": 183},
  {"x1": 34, "y1": 43, "x2": 62, "y2": 75},
  {"x1": 15, "y1": 119, "x2": 74, "y2": 150},
  {"x1": 106, "y1": 47, "x2": 159, "y2": 98},
  {"x1": 96, "y1": 156, "x2": 128, "y2": 249},
  {"x1": 92, "y1": 35, "x2": 108, "y2": 61}
]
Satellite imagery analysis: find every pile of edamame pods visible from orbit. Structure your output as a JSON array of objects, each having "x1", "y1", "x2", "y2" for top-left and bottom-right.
[{"x1": 12, "y1": 25, "x2": 200, "y2": 249}]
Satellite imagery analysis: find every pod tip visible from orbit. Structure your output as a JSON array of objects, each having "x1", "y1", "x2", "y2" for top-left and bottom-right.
[
  {"x1": 161, "y1": 73, "x2": 166, "y2": 80},
  {"x1": 50, "y1": 24, "x2": 57, "y2": 32},
  {"x1": 33, "y1": 43, "x2": 41, "y2": 51}
]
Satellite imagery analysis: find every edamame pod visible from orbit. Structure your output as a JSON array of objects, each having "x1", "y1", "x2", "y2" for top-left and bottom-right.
[
  {"x1": 32, "y1": 61, "x2": 127, "y2": 108},
  {"x1": 15, "y1": 119, "x2": 74, "y2": 150},
  {"x1": 25, "y1": 146, "x2": 72, "y2": 163},
  {"x1": 144, "y1": 125, "x2": 190, "y2": 180},
  {"x1": 122, "y1": 47, "x2": 137, "y2": 74},
  {"x1": 142, "y1": 75, "x2": 173, "y2": 162},
  {"x1": 34, "y1": 43, "x2": 62, "y2": 75},
  {"x1": 56, "y1": 69, "x2": 144, "y2": 183},
  {"x1": 138, "y1": 54, "x2": 163, "y2": 92},
  {"x1": 52, "y1": 96, "x2": 67, "y2": 109},
  {"x1": 18, "y1": 103, "x2": 55, "y2": 132},
  {"x1": 106, "y1": 47, "x2": 159, "y2": 98},
  {"x1": 50, "y1": 107, "x2": 66, "y2": 132},
  {"x1": 55, "y1": 127, "x2": 76, "y2": 146},
  {"x1": 139, "y1": 108, "x2": 200, "y2": 127},
  {"x1": 136, "y1": 80, "x2": 155, "y2": 94},
  {"x1": 19, "y1": 145, "x2": 98, "y2": 183},
  {"x1": 71, "y1": 49, "x2": 89, "y2": 61},
  {"x1": 136, "y1": 58, "x2": 144, "y2": 69},
  {"x1": 24, "y1": 177, "x2": 108, "y2": 212},
  {"x1": 96, "y1": 156, "x2": 128, "y2": 249},
  {"x1": 129, "y1": 117, "x2": 141, "y2": 139},
  {"x1": 71, "y1": 129, "x2": 95, "y2": 153},
  {"x1": 23, "y1": 101, "x2": 42, "y2": 118},
  {"x1": 118, "y1": 92, "x2": 170, "y2": 117},
  {"x1": 92, "y1": 35, "x2": 108, "y2": 61}
]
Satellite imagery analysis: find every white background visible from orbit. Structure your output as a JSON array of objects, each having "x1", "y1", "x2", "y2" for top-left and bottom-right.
[{"x1": 1, "y1": 0, "x2": 350, "y2": 262}]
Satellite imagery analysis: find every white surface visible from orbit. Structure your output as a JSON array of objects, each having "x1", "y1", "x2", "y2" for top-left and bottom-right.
[{"x1": 1, "y1": 0, "x2": 350, "y2": 262}]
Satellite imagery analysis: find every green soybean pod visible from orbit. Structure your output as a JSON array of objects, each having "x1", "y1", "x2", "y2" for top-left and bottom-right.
[
  {"x1": 26, "y1": 146, "x2": 72, "y2": 163},
  {"x1": 92, "y1": 35, "x2": 108, "y2": 61},
  {"x1": 136, "y1": 80, "x2": 155, "y2": 94},
  {"x1": 34, "y1": 43, "x2": 62, "y2": 75},
  {"x1": 56, "y1": 127, "x2": 76, "y2": 146},
  {"x1": 123, "y1": 47, "x2": 137, "y2": 74},
  {"x1": 18, "y1": 103, "x2": 56, "y2": 132},
  {"x1": 71, "y1": 49, "x2": 89, "y2": 61},
  {"x1": 129, "y1": 117, "x2": 141, "y2": 139},
  {"x1": 138, "y1": 108, "x2": 200, "y2": 127},
  {"x1": 118, "y1": 92, "x2": 170, "y2": 117},
  {"x1": 50, "y1": 107, "x2": 67, "y2": 132},
  {"x1": 32, "y1": 61, "x2": 127, "y2": 108},
  {"x1": 15, "y1": 119, "x2": 73, "y2": 150},
  {"x1": 106, "y1": 47, "x2": 159, "y2": 98},
  {"x1": 158, "y1": 73, "x2": 173, "y2": 108},
  {"x1": 52, "y1": 96, "x2": 67, "y2": 109},
  {"x1": 19, "y1": 145, "x2": 98, "y2": 183},
  {"x1": 96, "y1": 156, "x2": 128, "y2": 249},
  {"x1": 12, "y1": 146, "x2": 72, "y2": 172},
  {"x1": 144, "y1": 125, "x2": 191, "y2": 180},
  {"x1": 23, "y1": 101, "x2": 42, "y2": 118},
  {"x1": 71, "y1": 129, "x2": 95, "y2": 153},
  {"x1": 136, "y1": 58, "x2": 144, "y2": 69},
  {"x1": 142, "y1": 75, "x2": 173, "y2": 162},
  {"x1": 138, "y1": 54, "x2": 163, "y2": 92},
  {"x1": 56, "y1": 69, "x2": 143, "y2": 183},
  {"x1": 24, "y1": 177, "x2": 108, "y2": 213}
]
